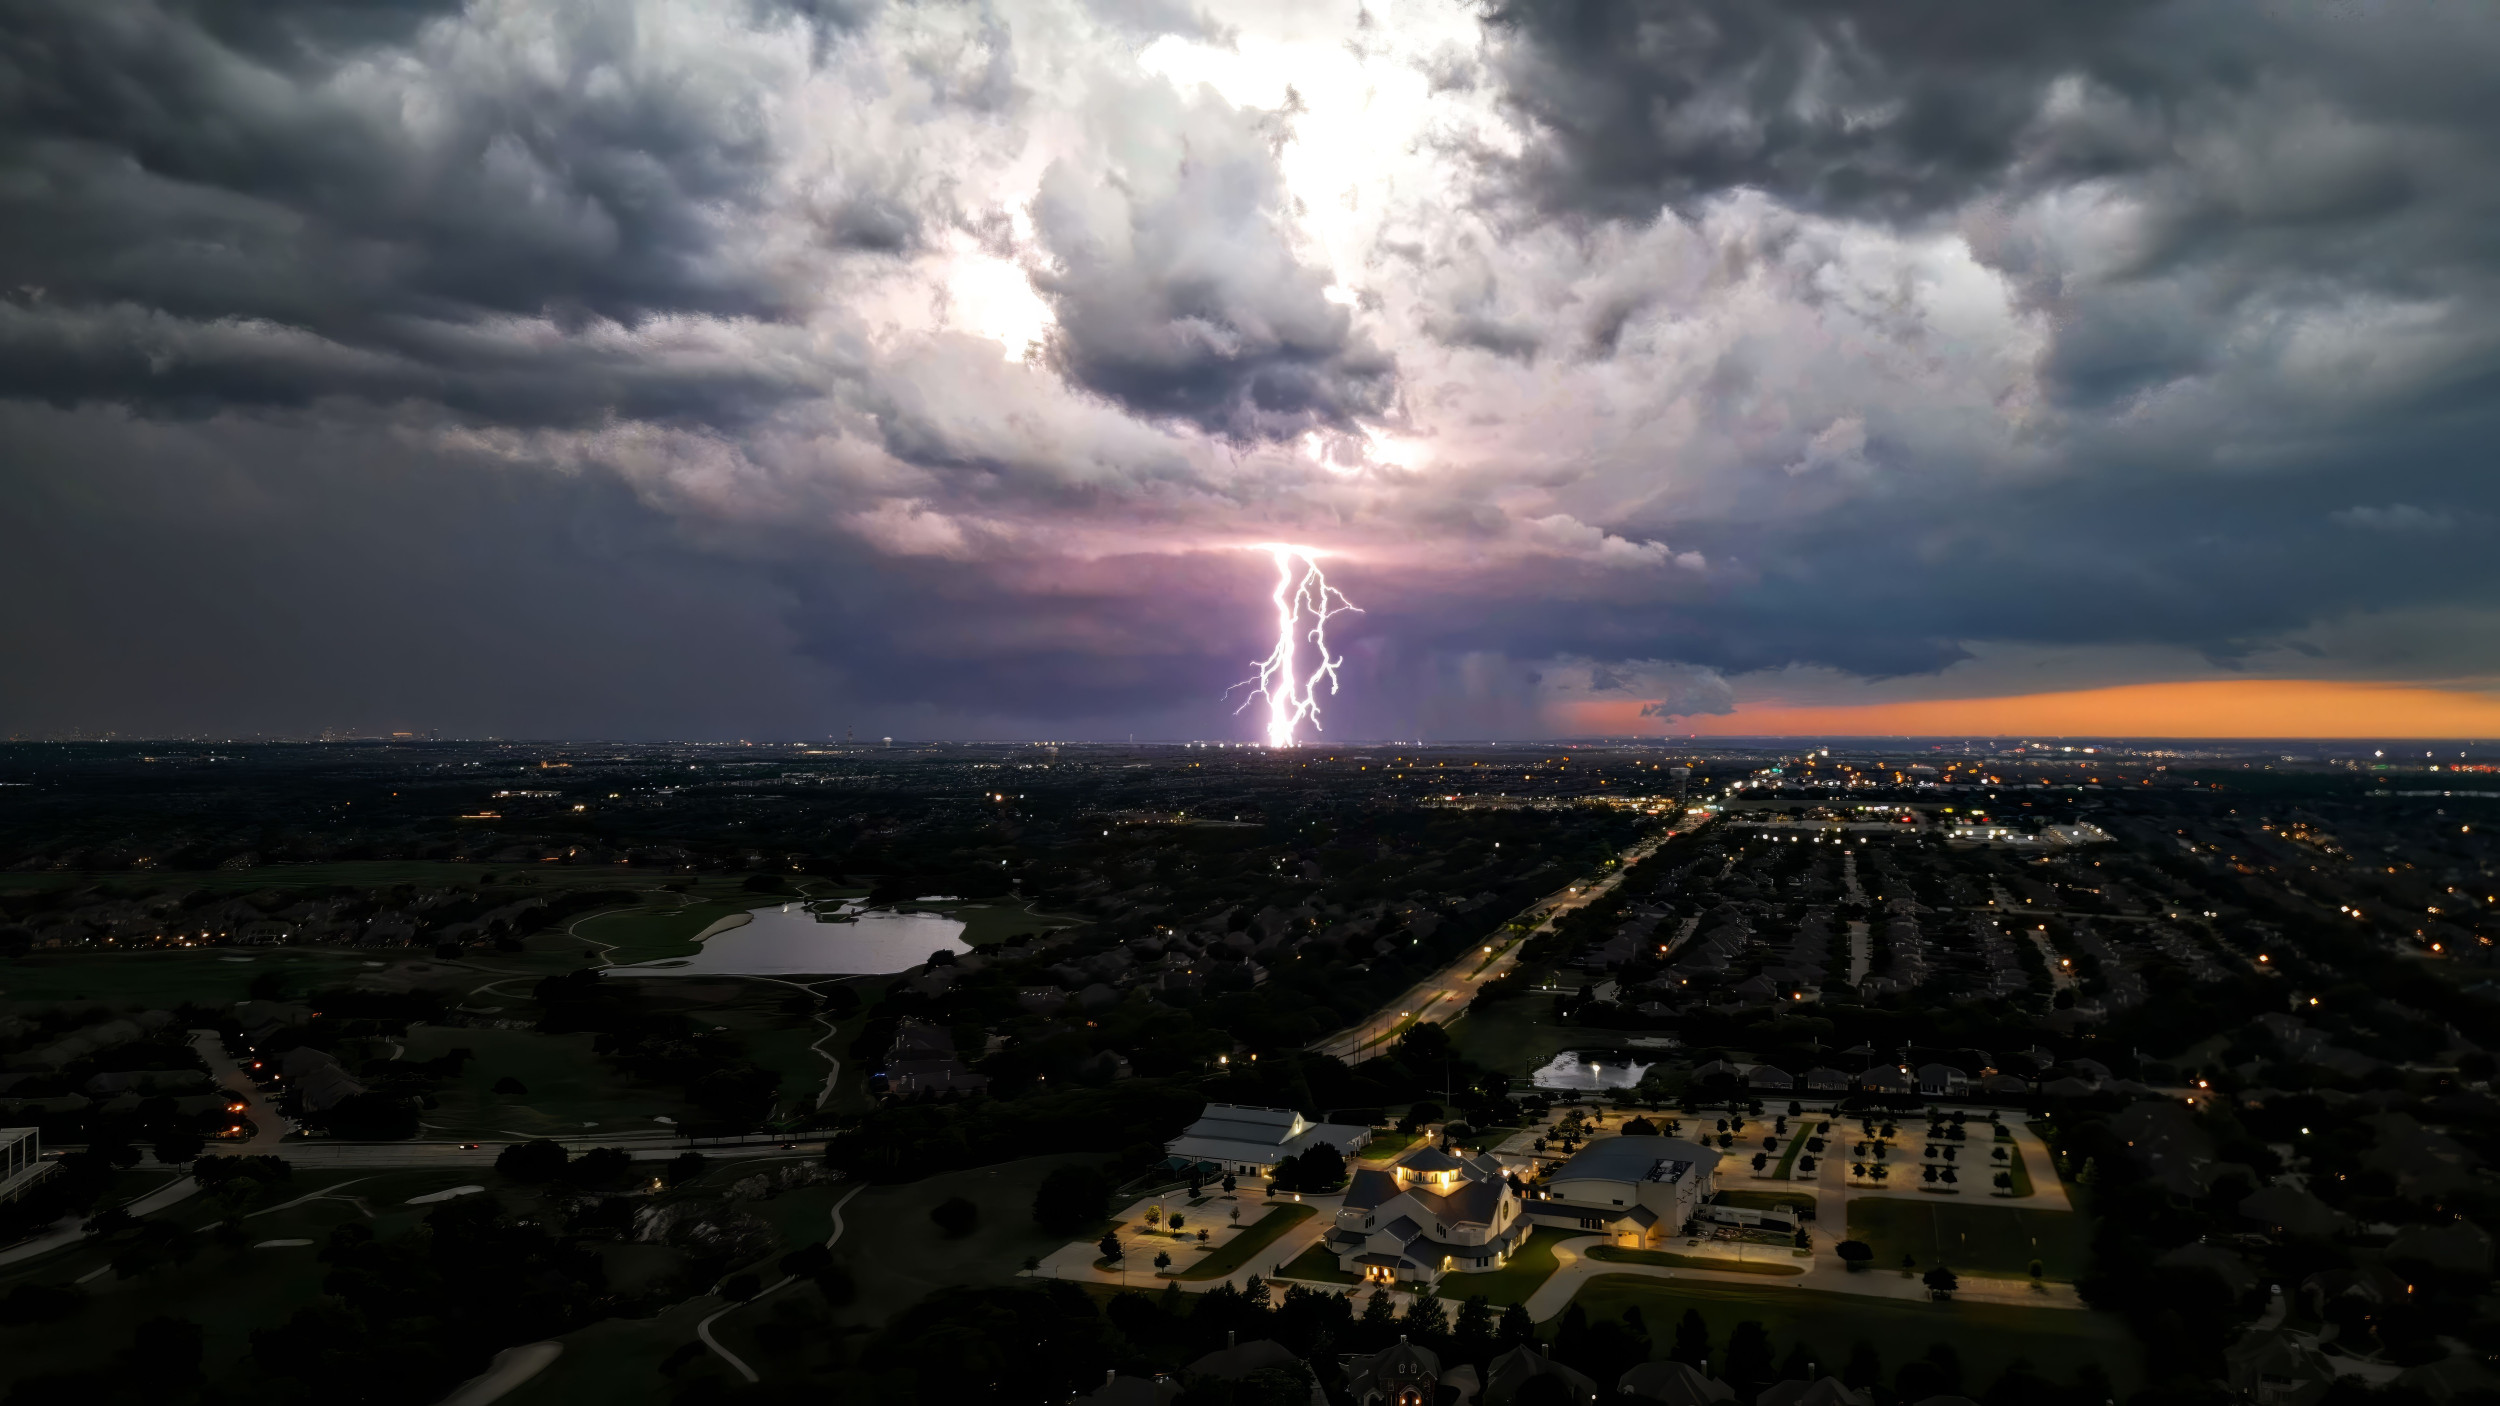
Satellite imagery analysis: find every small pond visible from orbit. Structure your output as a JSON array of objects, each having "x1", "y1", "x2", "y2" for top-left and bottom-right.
[{"x1": 609, "y1": 900, "x2": 969, "y2": 978}]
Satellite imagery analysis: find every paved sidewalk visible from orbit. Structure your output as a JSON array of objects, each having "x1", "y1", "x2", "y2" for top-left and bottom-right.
[{"x1": 1027, "y1": 1187, "x2": 1343, "y2": 1294}]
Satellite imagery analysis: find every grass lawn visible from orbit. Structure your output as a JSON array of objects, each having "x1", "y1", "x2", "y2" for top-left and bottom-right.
[
  {"x1": 1995, "y1": 1138, "x2": 2037, "y2": 1198},
  {"x1": 1568, "y1": 1276, "x2": 2140, "y2": 1392},
  {"x1": 575, "y1": 899, "x2": 755, "y2": 964},
  {"x1": 1361, "y1": 1131, "x2": 1422, "y2": 1161},
  {"x1": 1276, "y1": 1243, "x2": 1361, "y2": 1285},
  {"x1": 1448, "y1": 1001, "x2": 1626, "y2": 1079},
  {"x1": 1844, "y1": 1198, "x2": 2088, "y2": 1281},
  {"x1": 1771, "y1": 1129, "x2": 1810, "y2": 1180},
  {"x1": 1585, "y1": 1246, "x2": 1803, "y2": 1276},
  {"x1": 1176, "y1": 1204, "x2": 1313, "y2": 1279},
  {"x1": 1440, "y1": 1227, "x2": 1572, "y2": 1307},
  {"x1": 1713, "y1": 1190, "x2": 1815, "y2": 1216},
  {"x1": 827, "y1": 1153, "x2": 1106, "y2": 1328}
]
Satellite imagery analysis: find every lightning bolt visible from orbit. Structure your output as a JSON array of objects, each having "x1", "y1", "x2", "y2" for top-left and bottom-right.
[{"x1": 1230, "y1": 545, "x2": 1360, "y2": 747}]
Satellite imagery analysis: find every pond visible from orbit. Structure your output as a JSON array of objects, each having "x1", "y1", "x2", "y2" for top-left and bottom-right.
[
  {"x1": 1530, "y1": 1050, "x2": 1654, "y2": 1091},
  {"x1": 608, "y1": 900, "x2": 969, "y2": 978}
]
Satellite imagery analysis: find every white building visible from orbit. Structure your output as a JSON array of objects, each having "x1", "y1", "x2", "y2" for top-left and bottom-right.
[
  {"x1": 1330, "y1": 1143, "x2": 1530, "y2": 1286},
  {"x1": 1163, "y1": 1103, "x2": 1370, "y2": 1178},
  {"x1": 1525, "y1": 1135, "x2": 1721, "y2": 1245},
  {"x1": 0, "y1": 1127, "x2": 47, "y2": 1203}
]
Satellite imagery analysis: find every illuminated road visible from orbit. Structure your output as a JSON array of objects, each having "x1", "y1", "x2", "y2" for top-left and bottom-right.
[{"x1": 1310, "y1": 816, "x2": 1706, "y2": 1064}]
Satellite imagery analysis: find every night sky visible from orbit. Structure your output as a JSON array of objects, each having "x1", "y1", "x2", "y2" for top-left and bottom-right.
[{"x1": 5, "y1": 0, "x2": 2498, "y2": 740}]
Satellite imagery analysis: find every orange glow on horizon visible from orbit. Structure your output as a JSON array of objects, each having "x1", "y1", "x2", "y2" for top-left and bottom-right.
[{"x1": 1564, "y1": 678, "x2": 2500, "y2": 738}]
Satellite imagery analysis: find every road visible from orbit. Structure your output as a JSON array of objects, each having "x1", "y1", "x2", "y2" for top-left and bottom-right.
[
  {"x1": 1309, "y1": 817, "x2": 1705, "y2": 1064},
  {"x1": 190, "y1": 1028, "x2": 293, "y2": 1151}
]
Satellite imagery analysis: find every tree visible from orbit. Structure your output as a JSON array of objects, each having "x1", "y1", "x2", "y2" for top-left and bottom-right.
[
  {"x1": 1752, "y1": 1152, "x2": 1769, "y2": 1172},
  {"x1": 1895, "y1": 1342, "x2": 1963, "y2": 1400},
  {"x1": 1922, "y1": 1264, "x2": 1959, "y2": 1299},
  {"x1": 1669, "y1": 1306, "x2": 1710, "y2": 1364},
  {"x1": 664, "y1": 1151, "x2": 709, "y2": 1186},
  {"x1": 1798, "y1": 1155, "x2": 1816, "y2": 1173},
  {"x1": 1170, "y1": 1213, "x2": 1186, "y2": 1233},
  {"x1": 495, "y1": 1138, "x2": 569, "y2": 1183},
  {"x1": 491, "y1": 1075, "x2": 529, "y2": 1096},
  {"x1": 1098, "y1": 1231, "x2": 1123, "y2": 1263},
  {"x1": 1842, "y1": 1340, "x2": 1882, "y2": 1391},
  {"x1": 1496, "y1": 1303, "x2": 1536, "y2": 1352},
  {"x1": 1835, "y1": 1240, "x2": 1873, "y2": 1271},
  {"x1": 1623, "y1": 1117, "x2": 1658, "y2": 1136},
  {"x1": 1453, "y1": 1296, "x2": 1495, "y2": 1355},
  {"x1": 1154, "y1": 1250, "x2": 1173, "y2": 1271},
  {"x1": 1993, "y1": 1171, "x2": 2013, "y2": 1192},
  {"x1": 1222, "y1": 1173, "x2": 1237, "y2": 1194},
  {"x1": 1400, "y1": 1293, "x2": 1448, "y2": 1341},
  {"x1": 1725, "y1": 1320, "x2": 1773, "y2": 1389},
  {"x1": 931, "y1": 1196, "x2": 979, "y2": 1237}
]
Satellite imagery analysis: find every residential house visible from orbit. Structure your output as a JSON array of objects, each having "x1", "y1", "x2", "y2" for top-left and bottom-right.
[
  {"x1": 2223, "y1": 1329, "x2": 2335, "y2": 1406},
  {"x1": 1331, "y1": 1144, "x2": 1529, "y2": 1286},
  {"x1": 1757, "y1": 1380, "x2": 1870, "y2": 1406},
  {"x1": 1746, "y1": 1065, "x2": 1797, "y2": 1091},
  {"x1": 1616, "y1": 1360, "x2": 1732, "y2": 1406},
  {"x1": 1165, "y1": 1103, "x2": 1371, "y2": 1179},
  {"x1": 1186, "y1": 1334, "x2": 1326, "y2": 1406},
  {"x1": 1857, "y1": 1066, "x2": 1914, "y2": 1097},
  {"x1": 1482, "y1": 1345, "x2": 1596, "y2": 1404},
  {"x1": 1803, "y1": 1067, "x2": 1851, "y2": 1094},
  {"x1": 2241, "y1": 1184, "x2": 2355, "y2": 1238},
  {"x1": 1342, "y1": 1338, "x2": 1445, "y2": 1406},
  {"x1": 280, "y1": 1046, "x2": 366, "y2": 1113},
  {"x1": 1915, "y1": 1063, "x2": 1970, "y2": 1098}
]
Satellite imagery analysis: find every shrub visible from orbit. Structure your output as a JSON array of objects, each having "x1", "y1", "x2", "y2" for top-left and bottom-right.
[
  {"x1": 931, "y1": 1196, "x2": 979, "y2": 1237},
  {"x1": 1835, "y1": 1240, "x2": 1873, "y2": 1270}
]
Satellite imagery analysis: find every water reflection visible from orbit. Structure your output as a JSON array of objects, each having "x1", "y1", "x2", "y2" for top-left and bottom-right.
[{"x1": 610, "y1": 900, "x2": 969, "y2": 977}]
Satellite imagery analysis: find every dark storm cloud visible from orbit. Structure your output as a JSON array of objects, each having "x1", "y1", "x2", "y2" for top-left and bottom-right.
[
  {"x1": 0, "y1": 0, "x2": 888, "y2": 424},
  {"x1": 1031, "y1": 79, "x2": 1397, "y2": 441},
  {"x1": 1483, "y1": 0, "x2": 2157, "y2": 223}
]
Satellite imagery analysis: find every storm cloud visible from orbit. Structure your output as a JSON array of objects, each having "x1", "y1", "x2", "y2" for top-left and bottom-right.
[{"x1": 4, "y1": 0, "x2": 2499, "y2": 738}]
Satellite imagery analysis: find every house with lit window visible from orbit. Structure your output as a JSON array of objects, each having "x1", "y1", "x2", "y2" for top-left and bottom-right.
[
  {"x1": 1522, "y1": 1135, "x2": 1721, "y2": 1246},
  {"x1": 1329, "y1": 1144, "x2": 1529, "y2": 1286},
  {"x1": 1164, "y1": 1103, "x2": 1370, "y2": 1178}
]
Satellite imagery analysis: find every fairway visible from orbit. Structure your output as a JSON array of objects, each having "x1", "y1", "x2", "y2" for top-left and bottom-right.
[
  {"x1": 1844, "y1": 1197, "x2": 2088, "y2": 1281},
  {"x1": 1569, "y1": 1275, "x2": 2139, "y2": 1392},
  {"x1": 404, "y1": 1024, "x2": 703, "y2": 1138},
  {"x1": 826, "y1": 1153, "x2": 1107, "y2": 1327}
]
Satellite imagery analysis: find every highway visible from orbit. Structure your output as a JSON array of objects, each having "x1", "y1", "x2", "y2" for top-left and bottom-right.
[{"x1": 1309, "y1": 814, "x2": 1705, "y2": 1064}]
